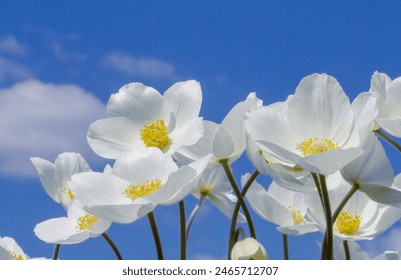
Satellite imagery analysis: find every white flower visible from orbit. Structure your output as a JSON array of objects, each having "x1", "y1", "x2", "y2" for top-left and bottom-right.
[
  {"x1": 245, "y1": 73, "x2": 365, "y2": 176},
  {"x1": 231, "y1": 237, "x2": 268, "y2": 260},
  {"x1": 87, "y1": 80, "x2": 204, "y2": 158},
  {"x1": 30, "y1": 152, "x2": 91, "y2": 209},
  {"x1": 175, "y1": 92, "x2": 262, "y2": 165},
  {"x1": 370, "y1": 71, "x2": 401, "y2": 137},
  {"x1": 244, "y1": 174, "x2": 318, "y2": 235},
  {"x1": 192, "y1": 166, "x2": 245, "y2": 221},
  {"x1": 34, "y1": 201, "x2": 112, "y2": 244},
  {"x1": 0, "y1": 237, "x2": 29, "y2": 260},
  {"x1": 70, "y1": 148, "x2": 210, "y2": 223}
]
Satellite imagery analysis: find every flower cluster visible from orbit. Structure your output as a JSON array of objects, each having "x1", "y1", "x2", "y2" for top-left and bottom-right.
[{"x1": 3, "y1": 72, "x2": 401, "y2": 260}]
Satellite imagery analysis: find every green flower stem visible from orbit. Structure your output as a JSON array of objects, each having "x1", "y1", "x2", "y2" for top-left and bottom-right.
[
  {"x1": 343, "y1": 240, "x2": 351, "y2": 260},
  {"x1": 179, "y1": 200, "x2": 186, "y2": 260},
  {"x1": 226, "y1": 168, "x2": 259, "y2": 259},
  {"x1": 186, "y1": 195, "x2": 206, "y2": 242},
  {"x1": 102, "y1": 232, "x2": 123, "y2": 260},
  {"x1": 147, "y1": 211, "x2": 164, "y2": 260},
  {"x1": 52, "y1": 244, "x2": 61, "y2": 260},
  {"x1": 375, "y1": 129, "x2": 401, "y2": 153},
  {"x1": 319, "y1": 174, "x2": 334, "y2": 260},
  {"x1": 282, "y1": 234, "x2": 289, "y2": 260},
  {"x1": 311, "y1": 172, "x2": 328, "y2": 259}
]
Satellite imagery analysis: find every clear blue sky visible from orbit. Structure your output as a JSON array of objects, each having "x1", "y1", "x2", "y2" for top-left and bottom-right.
[{"x1": 1, "y1": 0, "x2": 401, "y2": 260}]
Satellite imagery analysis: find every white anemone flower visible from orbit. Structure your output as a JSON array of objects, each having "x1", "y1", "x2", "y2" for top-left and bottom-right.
[
  {"x1": 30, "y1": 152, "x2": 91, "y2": 209},
  {"x1": 70, "y1": 148, "x2": 210, "y2": 223},
  {"x1": 341, "y1": 130, "x2": 401, "y2": 207},
  {"x1": 34, "y1": 201, "x2": 112, "y2": 244},
  {"x1": 175, "y1": 92, "x2": 262, "y2": 165},
  {"x1": 192, "y1": 166, "x2": 246, "y2": 221},
  {"x1": 87, "y1": 80, "x2": 204, "y2": 159},
  {"x1": 244, "y1": 174, "x2": 318, "y2": 235},
  {"x1": 231, "y1": 237, "x2": 268, "y2": 260},
  {"x1": 0, "y1": 237, "x2": 29, "y2": 260},
  {"x1": 306, "y1": 177, "x2": 401, "y2": 240},
  {"x1": 370, "y1": 71, "x2": 401, "y2": 137},
  {"x1": 245, "y1": 73, "x2": 366, "y2": 176}
]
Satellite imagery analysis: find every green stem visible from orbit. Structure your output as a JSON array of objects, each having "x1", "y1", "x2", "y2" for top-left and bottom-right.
[
  {"x1": 375, "y1": 129, "x2": 401, "y2": 153},
  {"x1": 225, "y1": 167, "x2": 259, "y2": 259},
  {"x1": 311, "y1": 172, "x2": 328, "y2": 259},
  {"x1": 102, "y1": 232, "x2": 123, "y2": 260},
  {"x1": 179, "y1": 200, "x2": 186, "y2": 260},
  {"x1": 147, "y1": 211, "x2": 164, "y2": 260},
  {"x1": 319, "y1": 174, "x2": 333, "y2": 260},
  {"x1": 343, "y1": 240, "x2": 351, "y2": 260},
  {"x1": 282, "y1": 234, "x2": 289, "y2": 260},
  {"x1": 52, "y1": 244, "x2": 60, "y2": 260}
]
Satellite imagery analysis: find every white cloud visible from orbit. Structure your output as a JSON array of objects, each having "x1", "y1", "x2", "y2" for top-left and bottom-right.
[
  {"x1": 49, "y1": 41, "x2": 86, "y2": 61},
  {"x1": 0, "y1": 79, "x2": 106, "y2": 177},
  {"x1": 0, "y1": 36, "x2": 26, "y2": 56},
  {"x1": 0, "y1": 56, "x2": 33, "y2": 83},
  {"x1": 102, "y1": 52, "x2": 178, "y2": 80}
]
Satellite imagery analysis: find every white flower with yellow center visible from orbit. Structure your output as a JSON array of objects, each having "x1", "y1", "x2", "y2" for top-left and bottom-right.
[
  {"x1": 175, "y1": 92, "x2": 262, "y2": 165},
  {"x1": 87, "y1": 80, "x2": 204, "y2": 159},
  {"x1": 34, "y1": 201, "x2": 111, "y2": 244},
  {"x1": 305, "y1": 176, "x2": 401, "y2": 240},
  {"x1": 243, "y1": 174, "x2": 318, "y2": 235},
  {"x1": 30, "y1": 152, "x2": 91, "y2": 209},
  {"x1": 245, "y1": 73, "x2": 366, "y2": 176},
  {"x1": 0, "y1": 237, "x2": 29, "y2": 260},
  {"x1": 70, "y1": 148, "x2": 210, "y2": 223},
  {"x1": 370, "y1": 71, "x2": 401, "y2": 137}
]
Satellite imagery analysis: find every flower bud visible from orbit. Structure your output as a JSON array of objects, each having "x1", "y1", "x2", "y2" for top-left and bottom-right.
[{"x1": 231, "y1": 237, "x2": 268, "y2": 260}]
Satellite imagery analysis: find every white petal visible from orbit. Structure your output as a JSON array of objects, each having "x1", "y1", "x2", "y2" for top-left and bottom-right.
[
  {"x1": 87, "y1": 203, "x2": 156, "y2": 224},
  {"x1": 112, "y1": 148, "x2": 178, "y2": 184},
  {"x1": 55, "y1": 152, "x2": 91, "y2": 186},
  {"x1": 208, "y1": 193, "x2": 246, "y2": 222},
  {"x1": 164, "y1": 80, "x2": 202, "y2": 127},
  {"x1": 30, "y1": 157, "x2": 58, "y2": 203},
  {"x1": 288, "y1": 73, "x2": 353, "y2": 144},
  {"x1": 385, "y1": 77, "x2": 401, "y2": 118},
  {"x1": 34, "y1": 217, "x2": 90, "y2": 244},
  {"x1": 376, "y1": 118, "x2": 401, "y2": 138},
  {"x1": 212, "y1": 125, "x2": 235, "y2": 160},
  {"x1": 370, "y1": 71, "x2": 391, "y2": 99},
  {"x1": 87, "y1": 117, "x2": 142, "y2": 159},
  {"x1": 362, "y1": 185, "x2": 401, "y2": 208},
  {"x1": 168, "y1": 117, "x2": 204, "y2": 155},
  {"x1": 107, "y1": 82, "x2": 170, "y2": 123}
]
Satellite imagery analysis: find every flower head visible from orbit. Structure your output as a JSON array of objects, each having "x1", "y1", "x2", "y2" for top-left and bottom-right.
[{"x1": 231, "y1": 237, "x2": 268, "y2": 260}]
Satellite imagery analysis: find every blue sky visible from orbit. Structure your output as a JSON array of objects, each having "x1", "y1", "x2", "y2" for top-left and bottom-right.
[{"x1": 1, "y1": 1, "x2": 401, "y2": 260}]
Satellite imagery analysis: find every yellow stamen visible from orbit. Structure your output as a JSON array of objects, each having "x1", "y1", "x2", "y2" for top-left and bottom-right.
[
  {"x1": 296, "y1": 137, "x2": 338, "y2": 156},
  {"x1": 123, "y1": 179, "x2": 162, "y2": 201},
  {"x1": 67, "y1": 189, "x2": 74, "y2": 200},
  {"x1": 76, "y1": 214, "x2": 98, "y2": 232},
  {"x1": 198, "y1": 186, "x2": 212, "y2": 196},
  {"x1": 140, "y1": 120, "x2": 171, "y2": 149},
  {"x1": 8, "y1": 251, "x2": 24, "y2": 260},
  {"x1": 288, "y1": 205, "x2": 305, "y2": 224},
  {"x1": 336, "y1": 211, "x2": 361, "y2": 235}
]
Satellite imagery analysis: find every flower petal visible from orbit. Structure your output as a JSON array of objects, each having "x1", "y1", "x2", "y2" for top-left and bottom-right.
[{"x1": 30, "y1": 157, "x2": 58, "y2": 203}]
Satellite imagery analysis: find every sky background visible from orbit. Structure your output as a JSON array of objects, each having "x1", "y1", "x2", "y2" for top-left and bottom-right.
[{"x1": 1, "y1": 0, "x2": 401, "y2": 260}]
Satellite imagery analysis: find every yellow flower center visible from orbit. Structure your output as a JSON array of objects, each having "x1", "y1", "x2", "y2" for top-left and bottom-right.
[
  {"x1": 67, "y1": 189, "x2": 74, "y2": 200},
  {"x1": 140, "y1": 120, "x2": 171, "y2": 149},
  {"x1": 288, "y1": 205, "x2": 305, "y2": 224},
  {"x1": 336, "y1": 211, "x2": 361, "y2": 235},
  {"x1": 123, "y1": 179, "x2": 162, "y2": 201},
  {"x1": 198, "y1": 186, "x2": 212, "y2": 196},
  {"x1": 8, "y1": 250, "x2": 24, "y2": 260},
  {"x1": 76, "y1": 214, "x2": 98, "y2": 232},
  {"x1": 296, "y1": 137, "x2": 338, "y2": 156}
]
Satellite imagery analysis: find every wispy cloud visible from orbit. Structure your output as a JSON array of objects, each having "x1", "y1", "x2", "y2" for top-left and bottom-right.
[
  {"x1": 0, "y1": 36, "x2": 26, "y2": 56},
  {"x1": 49, "y1": 41, "x2": 86, "y2": 61},
  {"x1": 0, "y1": 56, "x2": 33, "y2": 83},
  {"x1": 0, "y1": 80, "x2": 106, "y2": 177},
  {"x1": 102, "y1": 52, "x2": 178, "y2": 80}
]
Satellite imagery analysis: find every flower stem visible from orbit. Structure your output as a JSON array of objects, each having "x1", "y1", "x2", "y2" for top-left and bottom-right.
[
  {"x1": 224, "y1": 165, "x2": 259, "y2": 259},
  {"x1": 375, "y1": 129, "x2": 401, "y2": 153},
  {"x1": 102, "y1": 232, "x2": 123, "y2": 260},
  {"x1": 343, "y1": 240, "x2": 351, "y2": 260},
  {"x1": 179, "y1": 200, "x2": 186, "y2": 260},
  {"x1": 52, "y1": 244, "x2": 61, "y2": 260},
  {"x1": 147, "y1": 211, "x2": 164, "y2": 260},
  {"x1": 186, "y1": 195, "x2": 206, "y2": 242},
  {"x1": 319, "y1": 174, "x2": 333, "y2": 260},
  {"x1": 282, "y1": 234, "x2": 289, "y2": 260}
]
